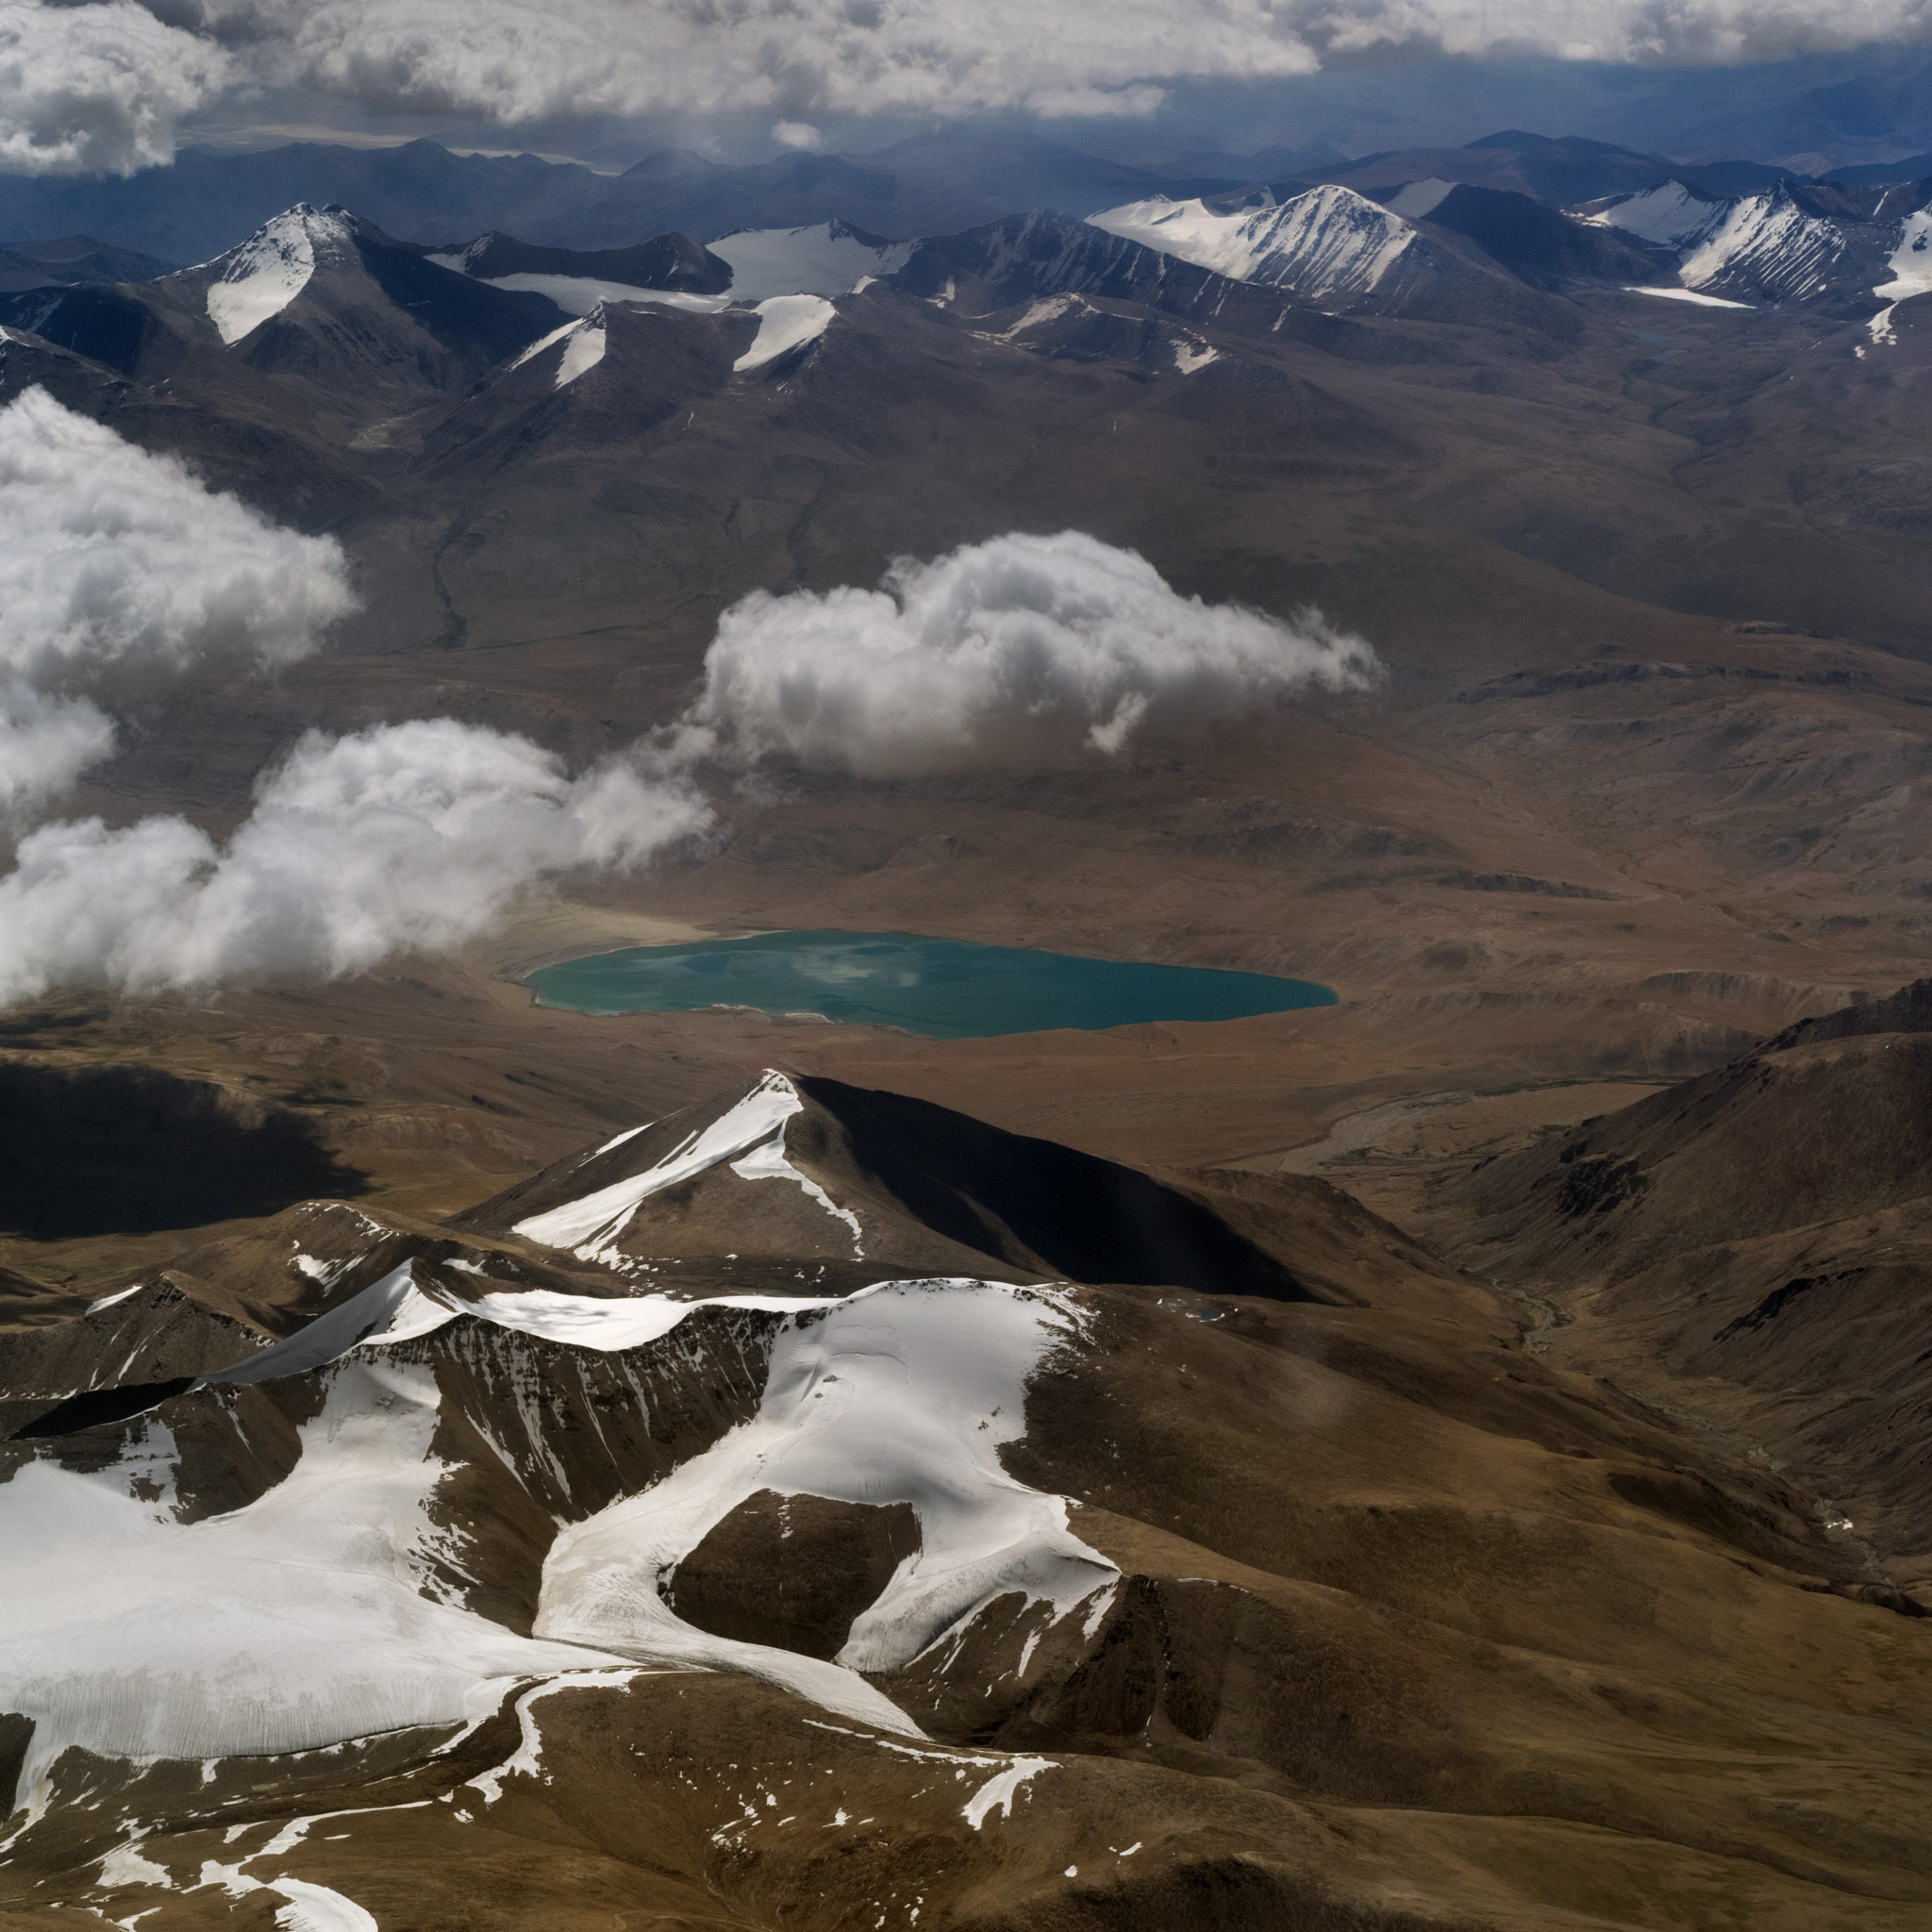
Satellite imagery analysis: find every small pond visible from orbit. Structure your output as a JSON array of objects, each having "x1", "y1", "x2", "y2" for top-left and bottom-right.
[{"x1": 526, "y1": 929, "x2": 1336, "y2": 1040}]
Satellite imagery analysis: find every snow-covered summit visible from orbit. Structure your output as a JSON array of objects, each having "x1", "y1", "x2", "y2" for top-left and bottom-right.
[
  {"x1": 1586, "y1": 179, "x2": 1861, "y2": 308},
  {"x1": 463, "y1": 1066, "x2": 1311, "y2": 1300},
  {"x1": 1086, "y1": 185, "x2": 1415, "y2": 302},
  {"x1": 510, "y1": 1069, "x2": 859, "y2": 1264},
  {"x1": 1579, "y1": 181, "x2": 1730, "y2": 250},
  {"x1": 184, "y1": 203, "x2": 358, "y2": 345}
]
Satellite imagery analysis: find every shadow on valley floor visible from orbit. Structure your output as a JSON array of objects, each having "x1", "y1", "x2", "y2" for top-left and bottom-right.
[{"x1": 0, "y1": 1061, "x2": 367, "y2": 1239}]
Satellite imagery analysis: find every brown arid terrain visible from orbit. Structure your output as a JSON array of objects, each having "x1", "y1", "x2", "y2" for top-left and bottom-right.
[{"x1": 5, "y1": 145, "x2": 1932, "y2": 1931}]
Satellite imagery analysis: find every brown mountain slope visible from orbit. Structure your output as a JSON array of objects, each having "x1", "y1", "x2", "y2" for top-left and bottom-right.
[
  {"x1": 1410, "y1": 975, "x2": 1932, "y2": 1596},
  {"x1": 459, "y1": 1068, "x2": 1351, "y2": 1300}
]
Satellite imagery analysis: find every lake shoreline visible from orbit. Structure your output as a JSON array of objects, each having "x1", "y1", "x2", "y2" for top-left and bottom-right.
[{"x1": 526, "y1": 928, "x2": 1337, "y2": 1041}]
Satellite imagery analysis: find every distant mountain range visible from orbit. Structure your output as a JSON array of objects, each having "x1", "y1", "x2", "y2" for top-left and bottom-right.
[
  {"x1": 0, "y1": 234, "x2": 168, "y2": 291},
  {"x1": 10, "y1": 125, "x2": 1932, "y2": 273},
  {"x1": 8, "y1": 140, "x2": 1931, "y2": 692},
  {"x1": 0, "y1": 131, "x2": 1248, "y2": 266}
]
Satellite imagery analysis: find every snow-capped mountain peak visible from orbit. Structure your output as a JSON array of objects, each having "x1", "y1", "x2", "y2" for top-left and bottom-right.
[
  {"x1": 1579, "y1": 181, "x2": 1729, "y2": 250},
  {"x1": 186, "y1": 203, "x2": 358, "y2": 346},
  {"x1": 1086, "y1": 184, "x2": 1415, "y2": 303},
  {"x1": 1586, "y1": 178, "x2": 1865, "y2": 308},
  {"x1": 1677, "y1": 183, "x2": 1849, "y2": 302}
]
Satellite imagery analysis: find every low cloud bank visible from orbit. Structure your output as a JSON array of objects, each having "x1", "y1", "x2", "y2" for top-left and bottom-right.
[
  {"x1": 0, "y1": 720, "x2": 710, "y2": 1005},
  {"x1": 681, "y1": 530, "x2": 1380, "y2": 775},
  {"x1": 10, "y1": 0, "x2": 1932, "y2": 175},
  {"x1": 0, "y1": 387, "x2": 354, "y2": 811}
]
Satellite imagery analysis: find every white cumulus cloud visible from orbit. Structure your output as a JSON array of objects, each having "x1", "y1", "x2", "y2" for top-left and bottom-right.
[
  {"x1": 0, "y1": 0, "x2": 229, "y2": 175},
  {"x1": 678, "y1": 529, "x2": 1381, "y2": 776},
  {"x1": 0, "y1": 385, "x2": 354, "y2": 813},
  {"x1": 0, "y1": 719, "x2": 711, "y2": 1004}
]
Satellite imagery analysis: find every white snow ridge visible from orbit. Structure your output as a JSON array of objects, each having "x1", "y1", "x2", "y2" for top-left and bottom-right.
[
  {"x1": 196, "y1": 205, "x2": 354, "y2": 347},
  {"x1": 513, "y1": 1070, "x2": 863, "y2": 1260},
  {"x1": 1675, "y1": 189, "x2": 1846, "y2": 303},
  {"x1": 1087, "y1": 185, "x2": 1415, "y2": 302},
  {"x1": 1590, "y1": 180, "x2": 1847, "y2": 308},
  {"x1": 508, "y1": 310, "x2": 608, "y2": 389}
]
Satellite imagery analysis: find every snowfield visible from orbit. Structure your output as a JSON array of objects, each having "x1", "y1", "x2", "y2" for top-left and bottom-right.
[
  {"x1": 1583, "y1": 182, "x2": 1728, "y2": 249},
  {"x1": 476, "y1": 272, "x2": 733, "y2": 319},
  {"x1": 438, "y1": 224, "x2": 890, "y2": 362},
  {"x1": 538, "y1": 1277, "x2": 1119, "y2": 1674},
  {"x1": 1623, "y1": 285, "x2": 1755, "y2": 308},
  {"x1": 0, "y1": 1244, "x2": 1112, "y2": 1813},
  {"x1": 708, "y1": 222, "x2": 912, "y2": 300},
  {"x1": 0, "y1": 1358, "x2": 625, "y2": 1820}
]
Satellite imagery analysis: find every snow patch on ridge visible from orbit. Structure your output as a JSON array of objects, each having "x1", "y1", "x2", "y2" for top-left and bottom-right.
[
  {"x1": 988, "y1": 294, "x2": 1107, "y2": 342},
  {"x1": 733, "y1": 295, "x2": 835, "y2": 372},
  {"x1": 458, "y1": 1284, "x2": 860, "y2": 1351},
  {"x1": 513, "y1": 1071, "x2": 863, "y2": 1259},
  {"x1": 556, "y1": 317, "x2": 607, "y2": 387},
  {"x1": 197, "y1": 1262, "x2": 457, "y2": 1389},
  {"x1": 198, "y1": 206, "x2": 350, "y2": 346},
  {"x1": 1584, "y1": 182, "x2": 1727, "y2": 249},
  {"x1": 1869, "y1": 208, "x2": 1932, "y2": 344},
  {"x1": 483, "y1": 273, "x2": 732, "y2": 319},
  {"x1": 267, "y1": 1879, "x2": 377, "y2": 1932},
  {"x1": 1086, "y1": 186, "x2": 1414, "y2": 301},
  {"x1": 507, "y1": 311, "x2": 608, "y2": 388},
  {"x1": 962, "y1": 1756, "x2": 1057, "y2": 1828}
]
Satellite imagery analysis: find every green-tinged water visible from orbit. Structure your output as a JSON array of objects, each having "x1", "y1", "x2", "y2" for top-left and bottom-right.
[{"x1": 526, "y1": 929, "x2": 1337, "y2": 1040}]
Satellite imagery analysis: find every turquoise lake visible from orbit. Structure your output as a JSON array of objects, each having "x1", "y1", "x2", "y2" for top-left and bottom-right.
[{"x1": 526, "y1": 930, "x2": 1337, "y2": 1040}]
